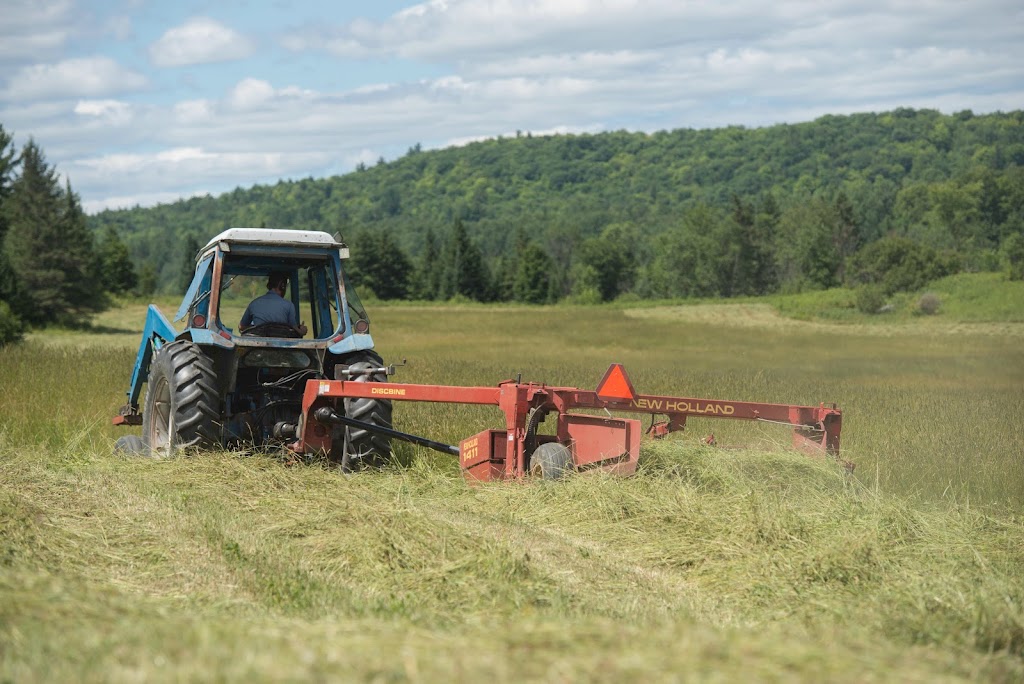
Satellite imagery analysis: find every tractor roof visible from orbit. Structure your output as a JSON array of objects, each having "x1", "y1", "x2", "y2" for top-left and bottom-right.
[{"x1": 204, "y1": 228, "x2": 343, "y2": 251}]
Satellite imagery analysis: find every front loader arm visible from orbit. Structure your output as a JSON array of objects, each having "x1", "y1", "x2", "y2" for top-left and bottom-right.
[{"x1": 113, "y1": 305, "x2": 177, "y2": 425}]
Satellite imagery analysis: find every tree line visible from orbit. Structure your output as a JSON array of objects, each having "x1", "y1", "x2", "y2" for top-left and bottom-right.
[
  {"x1": 0, "y1": 125, "x2": 138, "y2": 344},
  {"x1": 92, "y1": 108, "x2": 1024, "y2": 304},
  {"x1": 3, "y1": 107, "x2": 1023, "y2": 347}
]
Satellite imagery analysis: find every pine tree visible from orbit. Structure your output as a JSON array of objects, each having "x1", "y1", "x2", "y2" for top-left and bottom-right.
[
  {"x1": 179, "y1": 234, "x2": 200, "y2": 291},
  {"x1": 99, "y1": 226, "x2": 138, "y2": 294},
  {"x1": 411, "y1": 227, "x2": 442, "y2": 300},
  {"x1": 348, "y1": 229, "x2": 411, "y2": 300},
  {"x1": 440, "y1": 218, "x2": 491, "y2": 301},
  {"x1": 0, "y1": 124, "x2": 19, "y2": 306},
  {"x1": 3, "y1": 140, "x2": 102, "y2": 324},
  {"x1": 136, "y1": 261, "x2": 158, "y2": 296},
  {"x1": 493, "y1": 226, "x2": 529, "y2": 302},
  {"x1": 59, "y1": 178, "x2": 103, "y2": 313}
]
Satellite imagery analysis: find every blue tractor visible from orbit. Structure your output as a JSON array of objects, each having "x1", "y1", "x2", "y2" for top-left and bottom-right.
[{"x1": 113, "y1": 228, "x2": 392, "y2": 470}]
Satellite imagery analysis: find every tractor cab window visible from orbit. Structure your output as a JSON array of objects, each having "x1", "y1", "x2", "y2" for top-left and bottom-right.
[
  {"x1": 342, "y1": 270, "x2": 371, "y2": 334},
  {"x1": 175, "y1": 253, "x2": 214, "y2": 324},
  {"x1": 216, "y1": 256, "x2": 342, "y2": 339}
]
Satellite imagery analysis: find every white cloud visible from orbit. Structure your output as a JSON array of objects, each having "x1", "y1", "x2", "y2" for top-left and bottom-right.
[
  {"x1": 0, "y1": 30, "x2": 71, "y2": 61},
  {"x1": 174, "y1": 99, "x2": 214, "y2": 124},
  {"x1": 2, "y1": 0, "x2": 74, "y2": 32},
  {"x1": 83, "y1": 190, "x2": 209, "y2": 214},
  {"x1": 74, "y1": 99, "x2": 133, "y2": 125},
  {"x1": 149, "y1": 17, "x2": 255, "y2": 67},
  {"x1": 0, "y1": 0, "x2": 73, "y2": 57},
  {"x1": 68, "y1": 143, "x2": 332, "y2": 211},
  {"x1": 283, "y1": 0, "x2": 1024, "y2": 67},
  {"x1": 228, "y1": 78, "x2": 276, "y2": 109},
  {"x1": 2, "y1": 57, "x2": 146, "y2": 101}
]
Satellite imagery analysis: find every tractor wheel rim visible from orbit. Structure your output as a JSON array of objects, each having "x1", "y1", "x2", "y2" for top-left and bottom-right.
[{"x1": 151, "y1": 376, "x2": 171, "y2": 457}]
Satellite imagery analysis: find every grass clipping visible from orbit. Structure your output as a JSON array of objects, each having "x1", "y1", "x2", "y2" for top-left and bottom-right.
[{"x1": 1, "y1": 439, "x2": 1022, "y2": 682}]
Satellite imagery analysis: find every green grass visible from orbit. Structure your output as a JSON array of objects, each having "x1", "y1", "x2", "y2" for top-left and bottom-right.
[
  {"x1": 765, "y1": 272, "x2": 1024, "y2": 325},
  {"x1": 3, "y1": 290, "x2": 1024, "y2": 681}
]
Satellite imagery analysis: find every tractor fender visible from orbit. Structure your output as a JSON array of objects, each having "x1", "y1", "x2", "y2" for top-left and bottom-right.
[{"x1": 328, "y1": 333, "x2": 376, "y2": 356}]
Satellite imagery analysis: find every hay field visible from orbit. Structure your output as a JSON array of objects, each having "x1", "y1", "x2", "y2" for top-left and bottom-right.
[{"x1": 2, "y1": 301, "x2": 1022, "y2": 681}]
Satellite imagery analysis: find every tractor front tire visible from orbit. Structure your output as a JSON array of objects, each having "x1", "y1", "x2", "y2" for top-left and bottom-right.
[
  {"x1": 142, "y1": 340, "x2": 221, "y2": 456},
  {"x1": 529, "y1": 442, "x2": 574, "y2": 480},
  {"x1": 332, "y1": 350, "x2": 393, "y2": 472}
]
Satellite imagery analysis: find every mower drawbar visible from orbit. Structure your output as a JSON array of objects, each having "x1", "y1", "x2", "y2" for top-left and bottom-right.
[{"x1": 310, "y1": 406, "x2": 460, "y2": 456}]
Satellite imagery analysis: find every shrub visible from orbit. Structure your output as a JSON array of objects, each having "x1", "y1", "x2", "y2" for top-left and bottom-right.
[
  {"x1": 0, "y1": 300, "x2": 25, "y2": 346},
  {"x1": 855, "y1": 284, "x2": 886, "y2": 314},
  {"x1": 847, "y1": 237, "x2": 959, "y2": 295},
  {"x1": 1001, "y1": 233, "x2": 1024, "y2": 281},
  {"x1": 916, "y1": 292, "x2": 941, "y2": 315}
]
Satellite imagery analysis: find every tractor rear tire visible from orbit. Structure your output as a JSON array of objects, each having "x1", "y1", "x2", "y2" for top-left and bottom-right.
[
  {"x1": 142, "y1": 340, "x2": 221, "y2": 457},
  {"x1": 332, "y1": 350, "x2": 393, "y2": 472},
  {"x1": 529, "y1": 442, "x2": 574, "y2": 480}
]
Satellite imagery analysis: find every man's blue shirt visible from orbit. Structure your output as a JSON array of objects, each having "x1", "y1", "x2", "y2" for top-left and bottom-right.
[{"x1": 240, "y1": 291, "x2": 298, "y2": 329}]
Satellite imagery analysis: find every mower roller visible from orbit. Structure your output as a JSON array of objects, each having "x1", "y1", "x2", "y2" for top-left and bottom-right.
[{"x1": 284, "y1": 363, "x2": 843, "y2": 481}]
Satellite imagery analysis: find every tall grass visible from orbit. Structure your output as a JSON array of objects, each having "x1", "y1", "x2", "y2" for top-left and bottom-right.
[{"x1": 2, "y1": 299, "x2": 1023, "y2": 680}]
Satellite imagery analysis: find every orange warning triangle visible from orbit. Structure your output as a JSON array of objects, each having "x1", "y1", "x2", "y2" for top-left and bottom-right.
[{"x1": 596, "y1": 364, "x2": 637, "y2": 401}]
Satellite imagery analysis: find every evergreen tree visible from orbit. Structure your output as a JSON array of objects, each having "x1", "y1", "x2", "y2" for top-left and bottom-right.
[
  {"x1": 179, "y1": 234, "x2": 200, "y2": 291},
  {"x1": 722, "y1": 195, "x2": 776, "y2": 296},
  {"x1": 348, "y1": 229, "x2": 411, "y2": 300},
  {"x1": 3, "y1": 140, "x2": 102, "y2": 324},
  {"x1": 99, "y1": 225, "x2": 138, "y2": 294},
  {"x1": 59, "y1": 178, "x2": 104, "y2": 312},
  {"x1": 136, "y1": 261, "x2": 158, "y2": 296},
  {"x1": 0, "y1": 124, "x2": 18, "y2": 306},
  {"x1": 491, "y1": 227, "x2": 528, "y2": 301},
  {"x1": 411, "y1": 227, "x2": 442, "y2": 300},
  {"x1": 441, "y1": 218, "x2": 491, "y2": 301}
]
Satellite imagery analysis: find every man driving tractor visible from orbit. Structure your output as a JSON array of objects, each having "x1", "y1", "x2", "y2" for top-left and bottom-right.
[{"x1": 239, "y1": 271, "x2": 308, "y2": 337}]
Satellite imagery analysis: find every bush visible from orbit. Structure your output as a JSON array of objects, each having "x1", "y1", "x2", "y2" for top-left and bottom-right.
[
  {"x1": 0, "y1": 300, "x2": 25, "y2": 346},
  {"x1": 855, "y1": 284, "x2": 886, "y2": 314},
  {"x1": 1001, "y1": 233, "x2": 1024, "y2": 281},
  {"x1": 916, "y1": 292, "x2": 941, "y2": 315},
  {"x1": 847, "y1": 237, "x2": 959, "y2": 295}
]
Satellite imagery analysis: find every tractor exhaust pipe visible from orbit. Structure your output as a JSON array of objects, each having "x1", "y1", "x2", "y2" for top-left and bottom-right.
[{"x1": 312, "y1": 406, "x2": 460, "y2": 456}]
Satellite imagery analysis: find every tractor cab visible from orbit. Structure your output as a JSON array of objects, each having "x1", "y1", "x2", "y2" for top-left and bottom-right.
[{"x1": 178, "y1": 228, "x2": 372, "y2": 352}]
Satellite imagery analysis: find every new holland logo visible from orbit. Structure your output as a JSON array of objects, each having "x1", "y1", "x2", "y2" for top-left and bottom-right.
[{"x1": 631, "y1": 398, "x2": 735, "y2": 415}]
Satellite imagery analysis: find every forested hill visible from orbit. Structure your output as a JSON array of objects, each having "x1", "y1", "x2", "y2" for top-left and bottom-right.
[{"x1": 90, "y1": 108, "x2": 1024, "y2": 302}]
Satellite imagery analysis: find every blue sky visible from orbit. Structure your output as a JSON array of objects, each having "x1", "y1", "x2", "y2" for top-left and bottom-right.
[{"x1": 1, "y1": 0, "x2": 1022, "y2": 213}]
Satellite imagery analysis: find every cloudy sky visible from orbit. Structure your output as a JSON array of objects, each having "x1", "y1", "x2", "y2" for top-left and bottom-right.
[{"x1": 2, "y1": 0, "x2": 1022, "y2": 214}]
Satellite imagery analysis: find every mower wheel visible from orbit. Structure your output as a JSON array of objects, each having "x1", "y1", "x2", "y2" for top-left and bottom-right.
[
  {"x1": 332, "y1": 350, "x2": 393, "y2": 472},
  {"x1": 530, "y1": 442, "x2": 574, "y2": 480},
  {"x1": 114, "y1": 434, "x2": 147, "y2": 456},
  {"x1": 142, "y1": 340, "x2": 221, "y2": 456}
]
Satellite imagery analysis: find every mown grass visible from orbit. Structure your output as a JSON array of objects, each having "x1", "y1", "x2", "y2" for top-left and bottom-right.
[{"x1": 2, "y1": 288, "x2": 1023, "y2": 681}]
